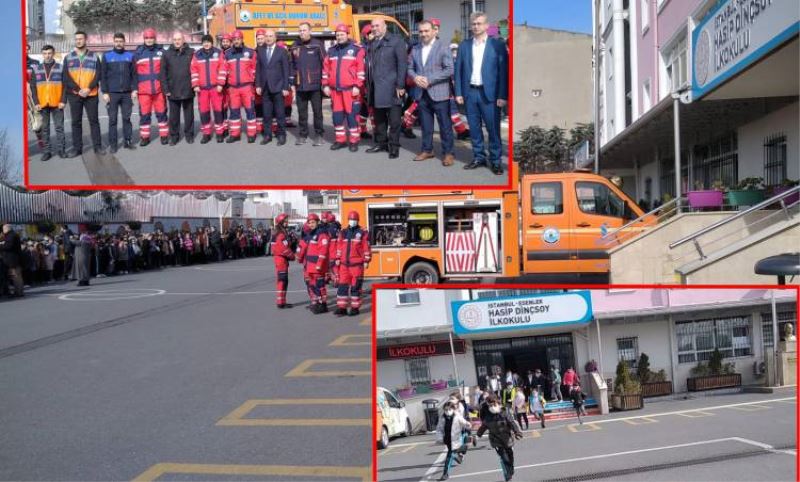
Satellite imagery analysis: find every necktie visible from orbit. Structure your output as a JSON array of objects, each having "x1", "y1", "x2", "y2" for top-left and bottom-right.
[{"x1": 267, "y1": 47, "x2": 272, "y2": 63}]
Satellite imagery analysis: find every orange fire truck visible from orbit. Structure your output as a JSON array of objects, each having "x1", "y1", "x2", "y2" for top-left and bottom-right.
[
  {"x1": 341, "y1": 171, "x2": 654, "y2": 283},
  {"x1": 208, "y1": 0, "x2": 409, "y2": 46}
]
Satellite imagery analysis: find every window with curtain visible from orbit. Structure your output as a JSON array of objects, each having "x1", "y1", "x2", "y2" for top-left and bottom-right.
[
  {"x1": 616, "y1": 337, "x2": 639, "y2": 368},
  {"x1": 405, "y1": 358, "x2": 431, "y2": 386},
  {"x1": 676, "y1": 316, "x2": 752, "y2": 363}
]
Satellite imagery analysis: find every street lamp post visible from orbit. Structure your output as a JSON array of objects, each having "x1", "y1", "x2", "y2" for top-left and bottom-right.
[
  {"x1": 202, "y1": 0, "x2": 208, "y2": 35},
  {"x1": 671, "y1": 86, "x2": 691, "y2": 202}
]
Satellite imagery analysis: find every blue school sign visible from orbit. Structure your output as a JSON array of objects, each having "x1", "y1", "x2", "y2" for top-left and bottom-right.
[
  {"x1": 692, "y1": 0, "x2": 799, "y2": 100},
  {"x1": 451, "y1": 291, "x2": 593, "y2": 336}
]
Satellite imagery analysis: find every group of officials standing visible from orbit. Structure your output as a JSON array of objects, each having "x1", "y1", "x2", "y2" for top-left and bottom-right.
[{"x1": 270, "y1": 211, "x2": 370, "y2": 316}]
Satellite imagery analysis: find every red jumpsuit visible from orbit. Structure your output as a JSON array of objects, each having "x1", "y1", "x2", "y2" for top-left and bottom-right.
[
  {"x1": 224, "y1": 46, "x2": 257, "y2": 138},
  {"x1": 191, "y1": 47, "x2": 227, "y2": 136},
  {"x1": 296, "y1": 228, "x2": 330, "y2": 307},
  {"x1": 323, "y1": 41, "x2": 366, "y2": 145},
  {"x1": 270, "y1": 230, "x2": 295, "y2": 306},
  {"x1": 335, "y1": 226, "x2": 371, "y2": 310},
  {"x1": 134, "y1": 44, "x2": 168, "y2": 140}
]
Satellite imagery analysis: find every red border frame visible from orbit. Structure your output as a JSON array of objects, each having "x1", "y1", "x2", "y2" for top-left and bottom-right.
[
  {"x1": 370, "y1": 282, "x2": 800, "y2": 482},
  {"x1": 21, "y1": 0, "x2": 515, "y2": 191}
]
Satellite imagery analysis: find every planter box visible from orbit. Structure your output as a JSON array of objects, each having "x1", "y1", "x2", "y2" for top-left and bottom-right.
[
  {"x1": 641, "y1": 381, "x2": 673, "y2": 398},
  {"x1": 415, "y1": 385, "x2": 432, "y2": 394},
  {"x1": 611, "y1": 393, "x2": 643, "y2": 411},
  {"x1": 686, "y1": 373, "x2": 741, "y2": 391},
  {"x1": 687, "y1": 190, "x2": 724, "y2": 209},
  {"x1": 430, "y1": 381, "x2": 448, "y2": 390},
  {"x1": 726, "y1": 190, "x2": 764, "y2": 207},
  {"x1": 396, "y1": 387, "x2": 416, "y2": 399},
  {"x1": 771, "y1": 186, "x2": 799, "y2": 206}
]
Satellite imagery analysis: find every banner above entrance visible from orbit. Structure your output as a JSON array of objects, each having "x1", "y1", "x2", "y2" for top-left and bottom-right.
[{"x1": 451, "y1": 291, "x2": 593, "y2": 336}]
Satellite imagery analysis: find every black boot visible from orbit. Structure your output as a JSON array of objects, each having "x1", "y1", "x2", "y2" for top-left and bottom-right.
[
  {"x1": 226, "y1": 135, "x2": 241, "y2": 143},
  {"x1": 40, "y1": 152, "x2": 52, "y2": 162},
  {"x1": 124, "y1": 140, "x2": 136, "y2": 150},
  {"x1": 247, "y1": 136, "x2": 256, "y2": 143},
  {"x1": 330, "y1": 142, "x2": 346, "y2": 150},
  {"x1": 349, "y1": 143, "x2": 359, "y2": 152},
  {"x1": 319, "y1": 303, "x2": 329, "y2": 313},
  {"x1": 216, "y1": 134, "x2": 224, "y2": 143},
  {"x1": 140, "y1": 137, "x2": 150, "y2": 147},
  {"x1": 160, "y1": 136, "x2": 169, "y2": 145},
  {"x1": 347, "y1": 307, "x2": 360, "y2": 317},
  {"x1": 201, "y1": 134, "x2": 212, "y2": 144},
  {"x1": 334, "y1": 307, "x2": 347, "y2": 316},
  {"x1": 360, "y1": 132, "x2": 372, "y2": 140}
]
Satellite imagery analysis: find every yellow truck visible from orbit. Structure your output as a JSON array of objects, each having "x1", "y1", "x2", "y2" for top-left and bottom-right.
[{"x1": 209, "y1": 0, "x2": 409, "y2": 45}]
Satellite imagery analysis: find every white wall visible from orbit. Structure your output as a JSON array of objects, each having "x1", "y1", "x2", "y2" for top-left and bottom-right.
[
  {"x1": 737, "y1": 101, "x2": 800, "y2": 182},
  {"x1": 376, "y1": 347, "x2": 477, "y2": 394},
  {"x1": 377, "y1": 289, "x2": 467, "y2": 332}
]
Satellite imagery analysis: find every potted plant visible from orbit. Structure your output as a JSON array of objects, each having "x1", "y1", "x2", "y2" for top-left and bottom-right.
[
  {"x1": 637, "y1": 352, "x2": 673, "y2": 397},
  {"x1": 686, "y1": 349, "x2": 742, "y2": 391},
  {"x1": 611, "y1": 360, "x2": 643, "y2": 410},
  {"x1": 584, "y1": 359, "x2": 598, "y2": 374},
  {"x1": 726, "y1": 177, "x2": 765, "y2": 207},
  {"x1": 687, "y1": 179, "x2": 725, "y2": 209},
  {"x1": 430, "y1": 379, "x2": 448, "y2": 391},
  {"x1": 771, "y1": 179, "x2": 799, "y2": 205},
  {"x1": 396, "y1": 386, "x2": 416, "y2": 399}
]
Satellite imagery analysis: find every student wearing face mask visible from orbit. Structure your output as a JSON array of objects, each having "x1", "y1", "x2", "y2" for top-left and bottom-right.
[
  {"x1": 435, "y1": 401, "x2": 471, "y2": 481},
  {"x1": 476, "y1": 395, "x2": 523, "y2": 482}
]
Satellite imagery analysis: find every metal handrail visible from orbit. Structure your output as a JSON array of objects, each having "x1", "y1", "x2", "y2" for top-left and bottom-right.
[
  {"x1": 599, "y1": 196, "x2": 683, "y2": 247},
  {"x1": 669, "y1": 185, "x2": 800, "y2": 250}
]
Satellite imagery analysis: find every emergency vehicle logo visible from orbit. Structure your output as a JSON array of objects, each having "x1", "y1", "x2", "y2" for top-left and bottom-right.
[
  {"x1": 244, "y1": 51, "x2": 250, "y2": 58},
  {"x1": 213, "y1": 52, "x2": 219, "y2": 59},
  {"x1": 348, "y1": 49, "x2": 354, "y2": 55},
  {"x1": 458, "y1": 305, "x2": 482, "y2": 329},
  {"x1": 157, "y1": 51, "x2": 163, "y2": 56},
  {"x1": 355, "y1": 232, "x2": 362, "y2": 239},
  {"x1": 542, "y1": 227, "x2": 560, "y2": 244},
  {"x1": 240, "y1": 10, "x2": 251, "y2": 23}
]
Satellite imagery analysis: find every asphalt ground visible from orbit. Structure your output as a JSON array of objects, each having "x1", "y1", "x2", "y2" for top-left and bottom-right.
[
  {"x1": 0, "y1": 257, "x2": 372, "y2": 481},
  {"x1": 26, "y1": 105, "x2": 509, "y2": 187},
  {"x1": 377, "y1": 390, "x2": 797, "y2": 482}
]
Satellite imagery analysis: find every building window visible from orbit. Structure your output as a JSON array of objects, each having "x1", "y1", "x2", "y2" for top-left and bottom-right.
[
  {"x1": 763, "y1": 133, "x2": 787, "y2": 188},
  {"x1": 761, "y1": 311, "x2": 797, "y2": 348},
  {"x1": 617, "y1": 337, "x2": 639, "y2": 368},
  {"x1": 676, "y1": 316, "x2": 752, "y2": 364},
  {"x1": 641, "y1": 0, "x2": 650, "y2": 33},
  {"x1": 461, "y1": 0, "x2": 487, "y2": 39},
  {"x1": 692, "y1": 132, "x2": 738, "y2": 190},
  {"x1": 664, "y1": 37, "x2": 688, "y2": 92},
  {"x1": 531, "y1": 182, "x2": 564, "y2": 215},
  {"x1": 396, "y1": 289, "x2": 421, "y2": 306},
  {"x1": 642, "y1": 79, "x2": 652, "y2": 111},
  {"x1": 405, "y1": 358, "x2": 431, "y2": 386}
]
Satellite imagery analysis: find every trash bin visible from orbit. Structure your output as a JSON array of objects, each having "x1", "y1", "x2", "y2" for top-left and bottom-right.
[{"x1": 422, "y1": 399, "x2": 440, "y2": 432}]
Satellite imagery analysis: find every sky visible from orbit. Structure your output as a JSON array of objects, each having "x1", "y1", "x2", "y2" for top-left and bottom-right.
[
  {"x1": 2, "y1": 0, "x2": 23, "y2": 177},
  {"x1": 515, "y1": 0, "x2": 593, "y2": 34}
]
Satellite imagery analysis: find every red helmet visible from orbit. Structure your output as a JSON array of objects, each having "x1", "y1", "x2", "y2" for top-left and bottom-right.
[
  {"x1": 221, "y1": 33, "x2": 232, "y2": 42},
  {"x1": 256, "y1": 29, "x2": 266, "y2": 37},
  {"x1": 322, "y1": 211, "x2": 336, "y2": 223},
  {"x1": 361, "y1": 24, "x2": 372, "y2": 37},
  {"x1": 335, "y1": 23, "x2": 349, "y2": 34},
  {"x1": 231, "y1": 30, "x2": 244, "y2": 40},
  {"x1": 143, "y1": 28, "x2": 157, "y2": 40},
  {"x1": 348, "y1": 211, "x2": 360, "y2": 222},
  {"x1": 307, "y1": 213, "x2": 320, "y2": 222},
  {"x1": 430, "y1": 18, "x2": 441, "y2": 28},
  {"x1": 275, "y1": 213, "x2": 289, "y2": 225}
]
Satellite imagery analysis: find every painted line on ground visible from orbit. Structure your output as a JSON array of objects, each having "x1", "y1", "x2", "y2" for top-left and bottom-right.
[
  {"x1": 731, "y1": 437, "x2": 797, "y2": 456},
  {"x1": 360, "y1": 317, "x2": 371, "y2": 326},
  {"x1": 623, "y1": 416, "x2": 658, "y2": 425},
  {"x1": 567, "y1": 422, "x2": 601, "y2": 433},
  {"x1": 419, "y1": 448, "x2": 449, "y2": 482},
  {"x1": 216, "y1": 398, "x2": 371, "y2": 427},
  {"x1": 284, "y1": 358, "x2": 371, "y2": 377},
  {"x1": 132, "y1": 463, "x2": 371, "y2": 482},
  {"x1": 728, "y1": 404, "x2": 770, "y2": 412},
  {"x1": 329, "y1": 334, "x2": 372, "y2": 346},
  {"x1": 448, "y1": 437, "x2": 782, "y2": 479},
  {"x1": 676, "y1": 410, "x2": 715, "y2": 418}
]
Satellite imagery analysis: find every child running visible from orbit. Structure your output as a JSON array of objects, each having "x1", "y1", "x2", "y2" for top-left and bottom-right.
[
  {"x1": 570, "y1": 384, "x2": 587, "y2": 424},
  {"x1": 512, "y1": 387, "x2": 528, "y2": 430},
  {"x1": 476, "y1": 394, "x2": 523, "y2": 482},
  {"x1": 435, "y1": 400, "x2": 472, "y2": 481},
  {"x1": 529, "y1": 387, "x2": 546, "y2": 428}
]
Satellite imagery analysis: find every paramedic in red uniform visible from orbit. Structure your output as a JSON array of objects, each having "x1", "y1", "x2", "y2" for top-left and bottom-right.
[
  {"x1": 270, "y1": 214, "x2": 295, "y2": 309},
  {"x1": 134, "y1": 28, "x2": 169, "y2": 146},
  {"x1": 224, "y1": 30, "x2": 258, "y2": 143},
  {"x1": 191, "y1": 34, "x2": 227, "y2": 144},
  {"x1": 321, "y1": 211, "x2": 341, "y2": 300},
  {"x1": 296, "y1": 214, "x2": 330, "y2": 315},
  {"x1": 323, "y1": 24, "x2": 366, "y2": 152},
  {"x1": 334, "y1": 211, "x2": 371, "y2": 317}
]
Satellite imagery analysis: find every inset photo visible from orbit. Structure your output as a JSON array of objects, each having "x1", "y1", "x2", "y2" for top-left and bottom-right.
[
  {"x1": 24, "y1": 0, "x2": 511, "y2": 187},
  {"x1": 375, "y1": 287, "x2": 798, "y2": 482}
]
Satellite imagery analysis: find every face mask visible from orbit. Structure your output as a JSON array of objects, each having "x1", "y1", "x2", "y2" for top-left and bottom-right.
[
  {"x1": 444, "y1": 409, "x2": 454, "y2": 417},
  {"x1": 348, "y1": 220, "x2": 358, "y2": 228},
  {"x1": 489, "y1": 405, "x2": 501, "y2": 414}
]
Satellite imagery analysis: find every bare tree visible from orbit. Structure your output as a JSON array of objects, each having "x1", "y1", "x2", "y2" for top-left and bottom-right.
[{"x1": 0, "y1": 129, "x2": 22, "y2": 186}]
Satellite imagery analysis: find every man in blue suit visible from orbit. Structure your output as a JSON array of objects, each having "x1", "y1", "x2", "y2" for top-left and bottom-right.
[{"x1": 454, "y1": 12, "x2": 508, "y2": 175}]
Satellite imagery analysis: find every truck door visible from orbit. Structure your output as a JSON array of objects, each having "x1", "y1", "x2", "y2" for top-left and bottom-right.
[
  {"x1": 520, "y1": 178, "x2": 573, "y2": 273},
  {"x1": 571, "y1": 179, "x2": 633, "y2": 273}
]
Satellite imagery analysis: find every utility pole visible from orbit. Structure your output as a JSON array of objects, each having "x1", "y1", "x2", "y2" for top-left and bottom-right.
[
  {"x1": 593, "y1": 0, "x2": 601, "y2": 174},
  {"x1": 202, "y1": 0, "x2": 208, "y2": 35}
]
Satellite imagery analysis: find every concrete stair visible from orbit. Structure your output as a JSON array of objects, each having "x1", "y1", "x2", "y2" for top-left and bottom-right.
[{"x1": 468, "y1": 398, "x2": 600, "y2": 428}]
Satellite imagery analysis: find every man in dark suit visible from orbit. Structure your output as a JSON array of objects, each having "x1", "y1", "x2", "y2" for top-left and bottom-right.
[
  {"x1": 0, "y1": 224, "x2": 24, "y2": 297},
  {"x1": 454, "y1": 12, "x2": 509, "y2": 175},
  {"x1": 366, "y1": 18, "x2": 408, "y2": 159},
  {"x1": 161, "y1": 32, "x2": 196, "y2": 145},
  {"x1": 408, "y1": 19, "x2": 455, "y2": 166},
  {"x1": 255, "y1": 29, "x2": 291, "y2": 146}
]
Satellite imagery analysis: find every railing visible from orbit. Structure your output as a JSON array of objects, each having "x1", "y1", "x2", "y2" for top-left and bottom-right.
[
  {"x1": 669, "y1": 186, "x2": 800, "y2": 261},
  {"x1": 598, "y1": 196, "x2": 684, "y2": 249}
]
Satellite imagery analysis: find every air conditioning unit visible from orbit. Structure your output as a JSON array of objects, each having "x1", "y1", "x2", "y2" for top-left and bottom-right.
[{"x1": 753, "y1": 360, "x2": 766, "y2": 376}]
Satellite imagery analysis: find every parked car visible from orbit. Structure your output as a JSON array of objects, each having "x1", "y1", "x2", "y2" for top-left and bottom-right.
[{"x1": 376, "y1": 386, "x2": 412, "y2": 449}]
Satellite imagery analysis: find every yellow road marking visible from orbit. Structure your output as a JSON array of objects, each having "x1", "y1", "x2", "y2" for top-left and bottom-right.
[
  {"x1": 360, "y1": 317, "x2": 371, "y2": 326},
  {"x1": 729, "y1": 404, "x2": 770, "y2": 412},
  {"x1": 379, "y1": 444, "x2": 417, "y2": 456},
  {"x1": 285, "y1": 358, "x2": 371, "y2": 377},
  {"x1": 527, "y1": 430, "x2": 542, "y2": 438},
  {"x1": 623, "y1": 416, "x2": 658, "y2": 426},
  {"x1": 677, "y1": 410, "x2": 714, "y2": 418},
  {"x1": 216, "y1": 398, "x2": 371, "y2": 427},
  {"x1": 132, "y1": 463, "x2": 371, "y2": 482},
  {"x1": 329, "y1": 334, "x2": 372, "y2": 346},
  {"x1": 567, "y1": 422, "x2": 600, "y2": 432}
]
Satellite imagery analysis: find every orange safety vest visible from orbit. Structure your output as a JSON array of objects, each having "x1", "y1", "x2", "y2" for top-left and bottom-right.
[
  {"x1": 64, "y1": 50, "x2": 100, "y2": 96},
  {"x1": 31, "y1": 61, "x2": 65, "y2": 108}
]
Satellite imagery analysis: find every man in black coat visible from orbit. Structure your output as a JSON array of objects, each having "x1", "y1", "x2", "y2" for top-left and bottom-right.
[
  {"x1": 255, "y1": 29, "x2": 290, "y2": 146},
  {"x1": 0, "y1": 224, "x2": 24, "y2": 297},
  {"x1": 290, "y1": 22, "x2": 326, "y2": 146},
  {"x1": 366, "y1": 18, "x2": 407, "y2": 159},
  {"x1": 161, "y1": 32, "x2": 195, "y2": 145}
]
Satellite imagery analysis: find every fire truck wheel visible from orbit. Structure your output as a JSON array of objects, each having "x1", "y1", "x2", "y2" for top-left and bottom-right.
[{"x1": 403, "y1": 261, "x2": 439, "y2": 284}]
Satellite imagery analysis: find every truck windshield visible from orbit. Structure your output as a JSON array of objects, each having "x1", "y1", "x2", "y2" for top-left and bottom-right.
[{"x1": 575, "y1": 182, "x2": 625, "y2": 218}]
